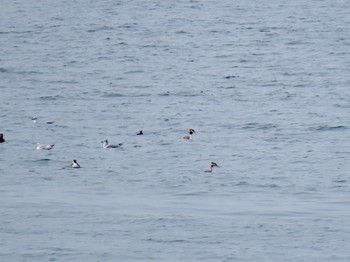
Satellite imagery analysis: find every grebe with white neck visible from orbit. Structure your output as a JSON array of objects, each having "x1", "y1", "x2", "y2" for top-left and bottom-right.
[
  {"x1": 70, "y1": 159, "x2": 80, "y2": 168},
  {"x1": 205, "y1": 162, "x2": 219, "y2": 173},
  {"x1": 182, "y1": 129, "x2": 195, "y2": 140}
]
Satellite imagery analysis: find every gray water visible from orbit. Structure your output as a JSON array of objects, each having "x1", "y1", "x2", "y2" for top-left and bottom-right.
[{"x1": 1, "y1": 0, "x2": 350, "y2": 261}]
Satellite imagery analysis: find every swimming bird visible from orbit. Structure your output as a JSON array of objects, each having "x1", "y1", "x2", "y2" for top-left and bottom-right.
[
  {"x1": 32, "y1": 116, "x2": 37, "y2": 123},
  {"x1": 36, "y1": 143, "x2": 55, "y2": 150},
  {"x1": 182, "y1": 129, "x2": 195, "y2": 140},
  {"x1": 137, "y1": 130, "x2": 143, "y2": 135},
  {"x1": 205, "y1": 162, "x2": 219, "y2": 173},
  {"x1": 70, "y1": 159, "x2": 80, "y2": 168},
  {"x1": 0, "y1": 133, "x2": 5, "y2": 143},
  {"x1": 101, "y1": 140, "x2": 123, "y2": 148}
]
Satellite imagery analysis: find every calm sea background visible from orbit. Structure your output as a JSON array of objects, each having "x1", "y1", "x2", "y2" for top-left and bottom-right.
[{"x1": 1, "y1": 0, "x2": 350, "y2": 261}]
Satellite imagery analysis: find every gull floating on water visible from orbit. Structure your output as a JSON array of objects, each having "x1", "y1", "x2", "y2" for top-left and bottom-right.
[
  {"x1": 182, "y1": 129, "x2": 195, "y2": 140},
  {"x1": 36, "y1": 143, "x2": 55, "y2": 150},
  {"x1": 101, "y1": 140, "x2": 123, "y2": 148},
  {"x1": 204, "y1": 162, "x2": 219, "y2": 173},
  {"x1": 0, "y1": 133, "x2": 5, "y2": 143},
  {"x1": 31, "y1": 117, "x2": 54, "y2": 124},
  {"x1": 70, "y1": 159, "x2": 80, "y2": 168}
]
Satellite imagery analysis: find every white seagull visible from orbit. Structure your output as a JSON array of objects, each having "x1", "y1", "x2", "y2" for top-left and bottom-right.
[
  {"x1": 101, "y1": 140, "x2": 123, "y2": 148},
  {"x1": 36, "y1": 143, "x2": 55, "y2": 150}
]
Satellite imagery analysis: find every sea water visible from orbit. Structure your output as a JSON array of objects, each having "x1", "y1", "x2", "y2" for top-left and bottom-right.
[{"x1": 1, "y1": 0, "x2": 350, "y2": 261}]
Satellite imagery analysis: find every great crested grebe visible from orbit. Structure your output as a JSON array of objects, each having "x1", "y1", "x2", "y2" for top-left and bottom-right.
[
  {"x1": 182, "y1": 129, "x2": 195, "y2": 140},
  {"x1": 70, "y1": 159, "x2": 80, "y2": 168},
  {"x1": 205, "y1": 162, "x2": 219, "y2": 173}
]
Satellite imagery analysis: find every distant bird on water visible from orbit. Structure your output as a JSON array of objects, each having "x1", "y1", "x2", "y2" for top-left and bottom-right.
[
  {"x1": 101, "y1": 140, "x2": 123, "y2": 148},
  {"x1": 36, "y1": 143, "x2": 55, "y2": 150},
  {"x1": 182, "y1": 129, "x2": 195, "y2": 140},
  {"x1": 204, "y1": 162, "x2": 219, "y2": 173},
  {"x1": 31, "y1": 117, "x2": 53, "y2": 124},
  {"x1": 137, "y1": 130, "x2": 143, "y2": 135},
  {"x1": 0, "y1": 133, "x2": 5, "y2": 143},
  {"x1": 70, "y1": 159, "x2": 80, "y2": 168}
]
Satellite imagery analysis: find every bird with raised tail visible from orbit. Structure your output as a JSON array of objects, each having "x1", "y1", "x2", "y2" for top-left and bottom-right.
[
  {"x1": 101, "y1": 140, "x2": 123, "y2": 148},
  {"x1": 182, "y1": 129, "x2": 195, "y2": 140},
  {"x1": 70, "y1": 159, "x2": 80, "y2": 168},
  {"x1": 205, "y1": 162, "x2": 219, "y2": 173},
  {"x1": 36, "y1": 143, "x2": 55, "y2": 150}
]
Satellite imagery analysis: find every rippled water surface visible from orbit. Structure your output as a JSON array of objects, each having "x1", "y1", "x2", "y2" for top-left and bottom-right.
[{"x1": 1, "y1": 0, "x2": 350, "y2": 261}]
